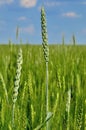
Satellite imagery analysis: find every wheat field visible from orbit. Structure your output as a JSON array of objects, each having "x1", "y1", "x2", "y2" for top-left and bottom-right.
[
  {"x1": 0, "y1": 6, "x2": 86, "y2": 130},
  {"x1": 0, "y1": 44, "x2": 86, "y2": 130}
]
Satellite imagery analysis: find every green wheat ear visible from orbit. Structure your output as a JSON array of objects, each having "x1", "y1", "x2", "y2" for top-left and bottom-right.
[
  {"x1": 0, "y1": 73, "x2": 9, "y2": 104},
  {"x1": 16, "y1": 26, "x2": 19, "y2": 41},
  {"x1": 12, "y1": 48, "x2": 23, "y2": 126},
  {"x1": 41, "y1": 6, "x2": 49, "y2": 63}
]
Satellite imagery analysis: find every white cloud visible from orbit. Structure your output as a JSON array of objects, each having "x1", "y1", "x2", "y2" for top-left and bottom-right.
[
  {"x1": 18, "y1": 16, "x2": 27, "y2": 21},
  {"x1": 20, "y1": 25, "x2": 35, "y2": 35},
  {"x1": 62, "y1": 12, "x2": 81, "y2": 18},
  {"x1": 0, "y1": 0, "x2": 13, "y2": 5},
  {"x1": 20, "y1": 0, "x2": 37, "y2": 8},
  {"x1": 44, "y1": 1, "x2": 62, "y2": 7}
]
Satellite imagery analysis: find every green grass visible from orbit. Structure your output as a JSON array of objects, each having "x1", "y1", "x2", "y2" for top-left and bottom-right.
[{"x1": 0, "y1": 44, "x2": 86, "y2": 130}]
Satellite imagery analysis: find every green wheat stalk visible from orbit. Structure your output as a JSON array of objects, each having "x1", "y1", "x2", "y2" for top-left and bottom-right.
[
  {"x1": 12, "y1": 48, "x2": 23, "y2": 126},
  {"x1": 41, "y1": 6, "x2": 49, "y2": 130}
]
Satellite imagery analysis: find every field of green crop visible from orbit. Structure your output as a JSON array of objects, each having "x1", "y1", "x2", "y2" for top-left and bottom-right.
[
  {"x1": 0, "y1": 6, "x2": 86, "y2": 130},
  {"x1": 0, "y1": 44, "x2": 86, "y2": 130}
]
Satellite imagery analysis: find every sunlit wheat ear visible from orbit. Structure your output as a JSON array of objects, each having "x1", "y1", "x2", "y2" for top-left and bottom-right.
[
  {"x1": 0, "y1": 73, "x2": 9, "y2": 104},
  {"x1": 53, "y1": 93, "x2": 59, "y2": 117},
  {"x1": 77, "y1": 74, "x2": 81, "y2": 94},
  {"x1": 66, "y1": 88, "x2": 71, "y2": 130},
  {"x1": 28, "y1": 71, "x2": 33, "y2": 100},
  {"x1": 41, "y1": 6, "x2": 49, "y2": 63},
  {"x1": 28, "y1": 71, "x2": 35, "y2": 125},
  {"x1": 12, "y1": 48, "x2": 23, "y2": 126}
]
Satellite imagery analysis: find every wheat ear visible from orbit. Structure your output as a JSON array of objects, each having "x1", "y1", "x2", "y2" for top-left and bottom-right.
[
  {"x1": 41, "y1": 6, "x2": 49, "y2": 63},
  {"x1": 0, "y1": 73, "x2": 9, "y2": 104},
  {"x1": 12, "y1": 48, "x2": 23, "y2": 126}
]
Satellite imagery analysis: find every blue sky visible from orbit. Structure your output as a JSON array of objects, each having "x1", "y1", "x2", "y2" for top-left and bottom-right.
[{"x1": 0, "y1": 0, "x2": 86, "y2": 44}]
